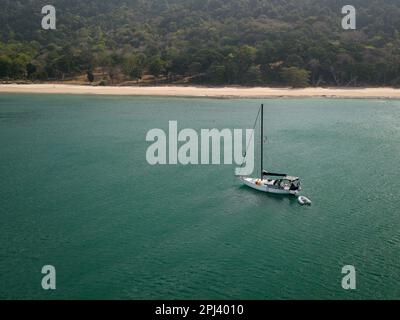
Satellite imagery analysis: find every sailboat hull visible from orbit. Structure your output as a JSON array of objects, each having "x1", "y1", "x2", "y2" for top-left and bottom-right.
[{"x1": 240, "y1": 177, "x2": 299, "y2": 196}]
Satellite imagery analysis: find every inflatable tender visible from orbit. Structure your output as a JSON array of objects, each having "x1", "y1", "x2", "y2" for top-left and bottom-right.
[{"x1": 298, "y1": 196, "x2": 312, "y2": 206}]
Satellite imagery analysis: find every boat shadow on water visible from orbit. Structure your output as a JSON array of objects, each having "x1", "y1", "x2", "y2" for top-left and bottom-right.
[{"x1": 237, "y1": 185, "x2": 299, "y2": 207}]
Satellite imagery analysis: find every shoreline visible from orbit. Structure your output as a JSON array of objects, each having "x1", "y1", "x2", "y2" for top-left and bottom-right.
[{"x1": 1, "y1": 84, "x2": 400, "y2": 99}]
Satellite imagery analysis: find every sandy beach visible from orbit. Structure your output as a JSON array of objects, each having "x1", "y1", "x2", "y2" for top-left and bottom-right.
[{"x1": 1, "y1": 84, "x2": 400, "y2": 99}]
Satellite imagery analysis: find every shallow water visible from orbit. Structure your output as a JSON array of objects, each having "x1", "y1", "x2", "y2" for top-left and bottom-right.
[{"x1": 0, "y1": 94, "x2": 399, "y2": 299}]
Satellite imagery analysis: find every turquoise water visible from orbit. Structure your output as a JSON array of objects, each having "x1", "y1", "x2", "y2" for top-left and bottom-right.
[{"x1": 0, "y1": 94, "x2": 399, "y2": 300}]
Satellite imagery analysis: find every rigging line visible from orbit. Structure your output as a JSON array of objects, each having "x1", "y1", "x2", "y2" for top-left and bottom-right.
[{"x1": 240, "y1": 105, "x2": 261, "y2": 167}]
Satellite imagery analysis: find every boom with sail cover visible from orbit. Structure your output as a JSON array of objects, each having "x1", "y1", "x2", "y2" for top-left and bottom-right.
[{"x1": 262, "y1": 171, "x2": 287, "y2": 177}]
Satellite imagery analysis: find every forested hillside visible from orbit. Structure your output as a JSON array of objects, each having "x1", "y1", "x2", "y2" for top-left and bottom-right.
[{"x1": 1, "y1": 0, "x2": 400, "y2": 86}]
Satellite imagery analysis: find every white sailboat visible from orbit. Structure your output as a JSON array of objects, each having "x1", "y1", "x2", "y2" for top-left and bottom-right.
[{"x1": 237, "y1": 104, "x2": 301, "y2": 196}]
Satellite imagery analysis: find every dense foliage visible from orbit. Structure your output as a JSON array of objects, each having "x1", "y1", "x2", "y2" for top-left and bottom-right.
[{"x1": 1, "y1": 0, "x2": 400, "y2": 86}]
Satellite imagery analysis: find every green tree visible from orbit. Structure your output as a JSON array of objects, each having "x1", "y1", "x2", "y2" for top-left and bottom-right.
[
  {"x1": 280, "y1": 67, "x2": 310, "y2": 87},
  {"x1": 87, "y1": 70, "x2": 94, "y2": 82},
  {"x1": 148, "y1": 57, "x2": 166, "y2": 77},
  {"x1": 0, "y1": 55, "x2": 12, "y2": 78},
  {"x1": 242, "y1": 65, "x2": 262, "y2": 85},
  {"x1": 123, "y1": 54, "x2": 144, "y2": 81},
  {"x1": 207, "y1": 64, "x2": 226, "y2": 84},
  {"x1": 26, "y1": 63, "x2": 37, "y2": 79}
]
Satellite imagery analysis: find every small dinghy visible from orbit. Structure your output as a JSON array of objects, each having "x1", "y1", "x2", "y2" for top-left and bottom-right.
[{"x1": 298, "y1": 196, "x2": 312, "y2": 205}]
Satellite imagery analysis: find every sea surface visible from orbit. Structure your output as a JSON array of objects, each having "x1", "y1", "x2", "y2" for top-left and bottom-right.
[{"x1": 0, "y1": 94, "x2": 399, "y2": 299}]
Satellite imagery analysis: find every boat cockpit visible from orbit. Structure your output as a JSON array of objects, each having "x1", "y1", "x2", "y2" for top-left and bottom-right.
[{"x1": 262, "y1": 171, "x2": 301, "y2": 191}]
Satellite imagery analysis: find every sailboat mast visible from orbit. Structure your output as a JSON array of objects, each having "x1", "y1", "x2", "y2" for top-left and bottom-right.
[{"x1": 260, "y1": 104, "x2": 264, "y2": 179}]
